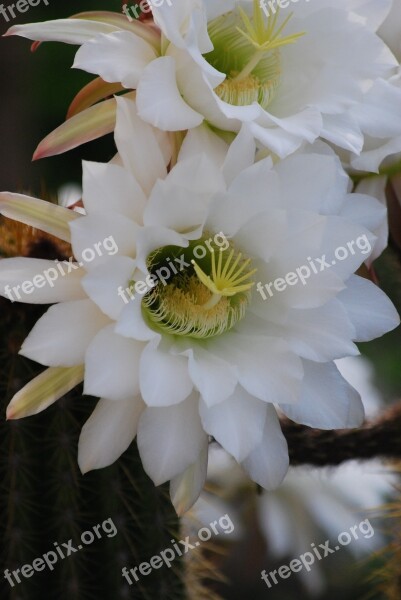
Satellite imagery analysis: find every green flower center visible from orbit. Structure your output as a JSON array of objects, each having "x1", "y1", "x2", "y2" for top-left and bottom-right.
[
  {"x1": 204, "y1": 1, "x2": 304, "y2": 109},
  {"x1": 141, "y1": 235, "x2": 256, "y2": 339}
]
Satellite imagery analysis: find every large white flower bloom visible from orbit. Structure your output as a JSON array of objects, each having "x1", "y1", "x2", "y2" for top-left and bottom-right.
[
  {"x1": 6, "y1": 0, "x2": 399, "y2": 164},
  {"x1": 0, "y1": 99, "x2": 398, "y2": 513}
]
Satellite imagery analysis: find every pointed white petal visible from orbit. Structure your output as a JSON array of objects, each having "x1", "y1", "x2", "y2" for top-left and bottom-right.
[
  {"x1": 78, "y1": 395, "x2": 145, "y2": 474},
  {"x1": 137, "y1": 393, "x2": 207, "y2": 485},
  {"x1": 114, "y1": 96, "x2": 167, "y2": 195},
  {"x1": 137, "y1": 56, "x2": 204, "y2": 131},
  {"x1": 0, "y1": 192, "x2": 79, "y2": 242},
  {"x1": 82, "y1": 161, "x2": 146, "y2": 222},
  {"x1": 178, "y1": 124, "x2": 228, "y2": 166},
  {"x1": 20, "y1": 299, "x2": 110, "y2": 367},
  {"x1": 274, "y1": 153, "x2": 349, "y2": 214},
  {"x1": 270, "y1": 300, "x2": 359, "y2": 362},
  {"x1": 81, "y1": 256, "x2": 137, "y2": 320},
  {"x1": 140, "y1": 339, "x2": 193, "y2": 406},
  {"x1": 170, "y1": 439, "x2": 208, "y2": 515},
  {"x1": 338, "y1": 275, "x2": 400, "y2": 342},
  {"x1": 33, "y1": 95, "x2": 134, "y2": 159},
  {"x1": 73, "y1": 31, "x2": 157, "y2": 88},
  {"x1": 241, "y1": 404, "x2": 289, "y2": 490},
  {"x1": 213, "y1": 334, "x2": 303, "y2": 405},
  {"x1": 5, "y1": 19, "x2": 118, "y2": 44},
  {"x1": 199, "y1": 386, "x2": 267, "y2": 462},
  {"x1": 7, "y1": 365, "x2": 84, "y2": 419},
  {"x1": 206, "y1": 159, "x2": 279, "y2": 236},
  {"x1": 69, "y1": 213, "x2": 137, "y2": 269},
  {"x1": 144, "y1": 154, "x2": 224, "y2": 232},
  {"x1": 183, "y1": 346, "x2": 238, "y2": 407},
  {"x1": 339, "y1": 192, "x2": 387, "y2": 263},
  {"x1": 115, "y1": 297, "x2": 159, "y2": 341},
  {"x1": 222, "y1": 125, "x2": 256, "y2": 186},
  {"x1": 84, "y1": 324, "x2": 144, "y2": 401},
  {"x1": 0, "y1": 257, "x2": 86, "y2": 304},
  {"x1": 281, "y1": 360, "x2": 365, "y2": 429},
  {"x1": 70, "y1": 11, "x2": 161, "y2": 49}
]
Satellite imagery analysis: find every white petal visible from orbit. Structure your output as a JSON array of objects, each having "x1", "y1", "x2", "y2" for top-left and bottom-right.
[
  {"x1": 114, "y1": 96, "x2": 167, "y2": 195},
  {"x1": 137, "y1": 393, "x2": 207, "y2": 485},
  {"x1": 249, "y1": 121, "x2": 305, "y2": 159},
  {"x1": 320, "y1": 113, "x2": 363, "y2": 154},
  {"x1": 213, "y1": 334, "x2": 303, "y2": 405},
  {"x1": 84, "y1": 324, "x2": 144, "y2": 401},
  {"x1": 5, "y1": 19, "x2": 118, "y2": 44},
  {"x1": 20, "y1": 299, "x2": 110, "y2": 367},
  {"x1": 234, "y1": 210, "x2": 287, "y2": 263},
  {"x1": 0, "y1": 257, "x2": 86, "y2": 304},
  {"x1": 275, "y1": 299, "x2": 359, "y2": 362},
  {"x1": 241, "y1": 404, "x2": 289, "y2": 490},
  {"x1": 81, "y1": 256, "x2": 137, "y2": 320},
  {"x1": 352, "y1": 79, "x2": 401, "y2": 138},
  {"x1": 139, "y1": 339, "x2": 193, "y2": 406},
  {"x1": 0, "y1": 192, "x2": 80, "y2": 242},
  {"x1": 69, "y1": 213, "x2": 137, "y2": 269},
  {"x1": 199, "y1": 386, "x2": 266, "y2": 462},
  {"x1": 274, "y1": 153, "x2": 349, "y2": 215},
  {"x1": 170, "y1": 439, "x2": 208, "y2": 515},
  {"x1": 7, "y1": 366, "x2": 84, "y2": 420},
  {"x1": 78, "y1": 396, "x2": 145, "y2": 474},
  {"x1": 135, "y1": 226, "x2": 188, "y2": 272},
  {"x1": 73, "y1": 31, "x2": 157, "y2": 88},
  {"x1": 144, "y1": 154, "x2": 224, "y2": 232},
  {"x1": 222, "y1": 125, "x2": 256, "y2": 186},
  {"x1": 352, "y1": 136, "x2": 401, "y2": 173},
  {"x1": 184, "y1": 345, "x2": 238, "y2": 407},
  {"x1": 281, "y1": 360, "x2": 365, "y2": 429},
  {"x1": 339, "y1": 192, "x2": 387, "y2": 263},
  {"x1": 178, "y1": 124, "x2": 228, "y2": 166},
  {"x1": 137, "y1": 56, "x2": 204, "y2": 130},
  {"x1": 155, "y1": 152, "x2": 225, "y2": 197},
  {"x1": 206, "y1": 159, "x2": 279, "y2": 236},
  {"x1": 338, "y1": 275, "x2": 400, "y2": 342},
  {"x1": 82, "y1": 161, "x2": 146, "y2": 222},
  {"x1": 115, "y1": 297, "x2": 159, "y2": 341},
  {"x1": 250, "y1": 107, "x2": 322, "y2": 157}
]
